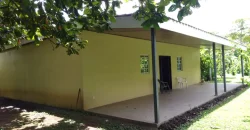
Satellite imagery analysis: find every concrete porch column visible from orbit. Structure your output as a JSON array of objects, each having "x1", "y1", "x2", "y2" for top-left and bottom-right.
[
  {"x1": 222, "y1": 45, "x2": 226, "y2": 92},
  {"x1": 241, "y1": 52, "x2": 244, "y2": 85},
  {"x1": 151, "y1": 28, "x2": 159, "y2": 123},
  {"x1": 213, "y1": 42, "x2": 218, "y2": 96}
]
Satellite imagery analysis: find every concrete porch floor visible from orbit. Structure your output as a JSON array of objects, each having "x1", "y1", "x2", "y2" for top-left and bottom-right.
[{"x1": 88, "y1": 83, "x2": 241, "y2": 124}]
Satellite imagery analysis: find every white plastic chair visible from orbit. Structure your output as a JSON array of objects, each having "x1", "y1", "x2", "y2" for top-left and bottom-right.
[{"x1": 177, "y1": 77, "x2": 188, "y2": 88}]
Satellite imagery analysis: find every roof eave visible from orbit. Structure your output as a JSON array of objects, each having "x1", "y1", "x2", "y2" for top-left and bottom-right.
[{"x1": 113, "y1": 14, "x2": 247, "y2": 50}]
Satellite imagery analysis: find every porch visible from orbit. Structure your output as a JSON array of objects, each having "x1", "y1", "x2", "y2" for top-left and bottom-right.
[
  {"x1": 89, "y1": 83, "x2": 241, "y2": 124},
  {"x1": 89, "y1": 14, "x2": 247, "y2": 124}
]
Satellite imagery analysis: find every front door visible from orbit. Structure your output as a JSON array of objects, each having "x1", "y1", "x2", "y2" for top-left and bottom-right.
[{"x1": 159, "y1": 56, "x2": 172, "y2": 89}]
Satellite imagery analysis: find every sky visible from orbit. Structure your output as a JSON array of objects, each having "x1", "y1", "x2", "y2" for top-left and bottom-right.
[{"x1": 115, "y1": 0, "x2": 250, "y2": 36}]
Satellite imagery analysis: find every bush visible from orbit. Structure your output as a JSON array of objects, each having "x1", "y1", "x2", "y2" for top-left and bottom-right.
[{"x1": 244, "y1": 67, "x2": 250, "y2": 76}]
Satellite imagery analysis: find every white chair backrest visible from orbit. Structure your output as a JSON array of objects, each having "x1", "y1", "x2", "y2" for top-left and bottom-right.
[{"x1": 177, "y1": 77, "x2": 183, "y2": 82}]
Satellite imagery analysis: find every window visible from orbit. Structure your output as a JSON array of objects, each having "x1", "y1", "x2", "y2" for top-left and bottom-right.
[
  {"x1": 177, "y1": 57, "x2": 183, "y2": 71},
  {"x1": 140, "y1": 55, "x2": 149, "y2": 73}
]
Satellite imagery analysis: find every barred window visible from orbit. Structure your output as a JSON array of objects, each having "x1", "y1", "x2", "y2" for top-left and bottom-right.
[
  {"x1": 140, "y1": 55, "x2": 149, "y2": 74},
  {"x1": 177, "y1": 57, "x2": 183, "y2": 71}
]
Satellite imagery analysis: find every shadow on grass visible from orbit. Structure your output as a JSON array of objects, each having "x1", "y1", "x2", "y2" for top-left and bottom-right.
[
  {"x1": 176, "y1": 86, "x2": 250, "y2": 130},
  {"x1": 0, "y1": 98, "x2": 150, "y2": 130},
  {"x1": 0, "y1": 105, "x2": 47, "y2": 130}
]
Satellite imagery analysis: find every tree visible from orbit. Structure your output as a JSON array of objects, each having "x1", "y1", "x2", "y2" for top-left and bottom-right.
[
  {"x1": 227, "y1": 19, "x2": 250, "y2": 76},
  {"x1": 201, "y1": 19, "x2": 250, "y2": 82},
  {"x1": 0, "y1": 0, "x2": 200, "y2": 55},
  {"x1": 200, "y1": 47, "x2": 212, "y2": 81},
  {"x1": 228, "y1": 19, "x2": 250, "y2": 46}
]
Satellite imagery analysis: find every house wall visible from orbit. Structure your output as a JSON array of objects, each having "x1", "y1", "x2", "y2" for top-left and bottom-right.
[
  {"x1": 81, "y1": 31, "x2": 200, "y2": 110},
  {"x1": 0, "y1": 42, "x2": 83, "y2": 109},
  {"x1": 0, "y1": 31, "x2": 200, "y2": 110}
]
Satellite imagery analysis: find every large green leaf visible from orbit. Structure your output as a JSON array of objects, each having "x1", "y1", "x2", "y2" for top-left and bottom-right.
[
  {"x1": 168, "y1": 4, "x2": 177, "y2": 12},
  {"x1": 84, "y1": 8, "x2": 91, "y2": 15},
  {"x1": 177, "y1": 9, "x2": 184, "y2": 21}
]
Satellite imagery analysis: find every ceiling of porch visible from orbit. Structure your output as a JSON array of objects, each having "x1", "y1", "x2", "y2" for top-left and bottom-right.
[{"x1": 105, "y1": 28, "x2": 228, "y2": 50}]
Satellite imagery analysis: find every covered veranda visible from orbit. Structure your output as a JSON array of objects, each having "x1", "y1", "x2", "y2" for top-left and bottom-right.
[
  {"x1": 89, "y1": 83, "x2": 241, "y2": 124},
  {"x1": 93, "y1": 14, "x2": 247, "y2": 125}
]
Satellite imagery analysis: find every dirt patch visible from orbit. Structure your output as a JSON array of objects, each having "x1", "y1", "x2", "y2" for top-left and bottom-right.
[{"x1": 158, "y1": 85, "x2": 248, "y2": 130}]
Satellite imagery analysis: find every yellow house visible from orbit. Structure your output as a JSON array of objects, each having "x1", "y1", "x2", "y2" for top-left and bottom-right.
[{"x1": 0, "y1": 14, "x2": 246, "y2": 124}]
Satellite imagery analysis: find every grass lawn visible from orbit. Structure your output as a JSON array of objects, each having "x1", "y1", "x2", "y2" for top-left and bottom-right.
[
  {"x1": 208, "y1": 75, "x2": 249, "y2": 83},
  {"x1": 178, "y1": 87, "x2": 250, "y2": 130}
]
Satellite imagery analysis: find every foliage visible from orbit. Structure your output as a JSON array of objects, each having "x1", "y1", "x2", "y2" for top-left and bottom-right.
[
  {"x1": 133, "y1": 0, "x2": 200, "y2": 29},
  {"x1": 0, "y1": 0, "x2": 120, "y2": 55},
  {"x1": 228, "y1": 19, "x2": 250, "y2": 45},
  {"x1": 200, "y1": 18, "x2": 250, "y2": 81},
  {"x1": 200, "y1": 48, "x2": 212, "y2": 81},
  {"x1": 200, "y1": 47, "x2": 242, "y2": 81},
  {"x1": 0, "y1": 0, "x2": 200, "y2": 55},
  {"x1": 246, "y1": 78, "x2": 250, "y2": 86},
  {"x1": 227, "y1": 19, "x2": 250, "y2": 76}
]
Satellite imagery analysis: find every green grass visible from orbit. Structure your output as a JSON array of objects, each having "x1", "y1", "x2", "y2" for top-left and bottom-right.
[
  {"x1": 177, "y1": 87, "x2": 250, "y2": 130},
  {"x1": 207, "y1": 75, "x2": 247, "y2": 83},
  {"x1": 217, "y1": 77, "x2": 237, "y2": 83}
]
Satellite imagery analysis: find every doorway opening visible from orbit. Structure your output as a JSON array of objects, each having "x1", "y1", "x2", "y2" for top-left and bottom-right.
[{"x1": 159, "y1": 56, "x2": 172, "y2": 89}]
